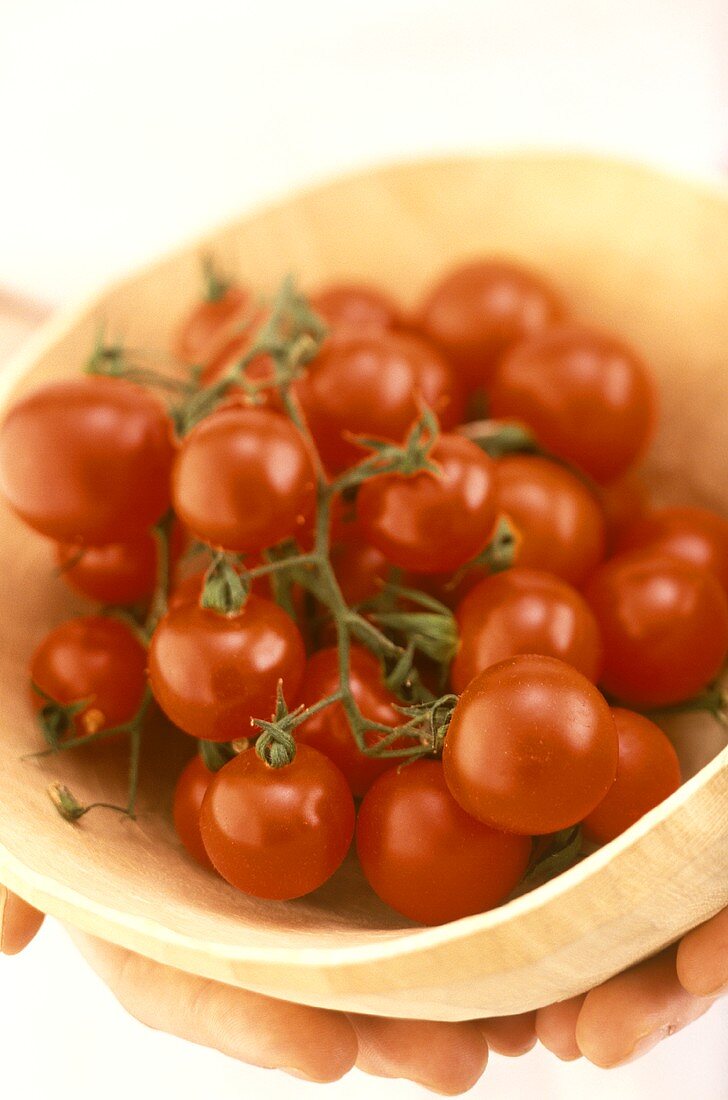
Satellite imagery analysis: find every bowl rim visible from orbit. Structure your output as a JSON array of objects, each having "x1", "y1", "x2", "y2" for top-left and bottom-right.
[{"x1": 1, "y1": 150, "x2": 727, "y2": 974}]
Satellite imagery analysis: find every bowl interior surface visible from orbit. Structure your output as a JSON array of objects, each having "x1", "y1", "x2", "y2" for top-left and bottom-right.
[{"x1": 0, "y1": 154, "x2": 727, "y2": 1014}]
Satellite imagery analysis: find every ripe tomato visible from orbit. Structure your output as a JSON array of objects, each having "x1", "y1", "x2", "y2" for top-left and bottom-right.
[
  {"x1": 357, "y1": 434, "x2": 497, "y2": 574},
  {"x1": 356, "y1": 760, "x2": 531, "y2": 925},
  {"x1": 55, "y1": 523, "x2": 185, "y2": 606},
  {"x1": 30, "y1": 616, "x2": 147, "y2": 738},
  {"x1": 200, "y1": 744, "x2": 355, "y2": 899},
  {"x1": 0, "y1": 378, "x2": 175, "y2": 545},
  {"x1": 173, "y1": 283, "x2": 252, "y2": 366},
  {"x1": 330, "y1": 529, "x2": 391, "y2": 606},
  {"x1": 148, "y1": 596, "x2": 305, "y2": 741},
  {"x1": 582, "y1": 708, "x2": 681, "y2": 844},
  {"x1": 173, "y1": 755, "x2": 215, "y2": 868},
  {"x1": 443, "y1": 654, "x2": 618, "y2": 835},
  {"x1": 490, "y1": 326, "x2": 658, "y2": 483},
  {"x1": 173, "y1": 407, "x2": 316, "y2": 553},
  {"x1": 295, "y1": 331, "x2": 465, "y2": 473},
  {"x1": 451, "y1": 567, "x2": 603, "y2": 693},
  {"x1": 584, "y1": 551, "x2": 728, "y2": 707},
  {"x1": 308, "y1": 282, "x2": 401, "y2": 334},
  {"x1": 296, "y1": 646, "x2": 402, "y2": 796},
  {"x1": 597, "y1": 472, "x2": 648, "y2": 551},
  {"x1": 494, "y1": 455, "x2": 606, "y2": 586},
  {"x1": 417, "y1": 259, "x2": 562, "y2": 390},
  {"x1": 617, "y1": 505, "x2": 728, "y2": 595}
]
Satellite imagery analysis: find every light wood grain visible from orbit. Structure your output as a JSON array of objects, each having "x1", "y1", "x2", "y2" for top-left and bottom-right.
[{"x1": 0, "y1": 154, "x2": 726, "y2": 1021}]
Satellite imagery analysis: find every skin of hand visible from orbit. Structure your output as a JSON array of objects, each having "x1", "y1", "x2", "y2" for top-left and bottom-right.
[{"x1": 2, "y1": 885, "x2": 725, "y2": 1084}]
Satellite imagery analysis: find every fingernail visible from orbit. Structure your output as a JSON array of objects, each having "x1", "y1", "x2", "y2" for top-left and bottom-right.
[
  {"x1": 614, "y1": 1025, "x2": 674, "y2": 1066},
  {"x1": 280, "y1": 1067, "x2": 316, "y2": 1082}
]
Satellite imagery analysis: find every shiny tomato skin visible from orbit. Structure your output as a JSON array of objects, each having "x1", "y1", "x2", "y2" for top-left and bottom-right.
[
  {"x1": 172, "y1": 407, "x2": 316, "y2": 553},
  {"x1": 308, "y1": 283, "x2": 402, "y2": 334},
  {"x1": 490, "y1": 325, "x2": 657, "y2": 483},
  {"x1": 55, "y1": 523, "x2": 185, "y2": 606},
  {"x1": 617, "y1": 505, "x2": 728, "y2": 595},
  {"x1": 584, "y1": 551, "x2": 728, "y2": 707},
  {"x1": 173, "y1": 755, "x2": 215, "y2": 868},
  {"x1": 295, "y1": 331, "x2": 465, "y2": 473},
  {"x1": 582, "y1": 708, "x2": 681, "y2": 844},
  {"x1": 417, "y1": 259, "x2": 562, "y2": 390},
  {"x1": 356, "y1": 760, "x2": 532, "y2": 925},
  {"x1": 451, "y1": 567, "x2": 603, "y2": 693},
  {"x1": 494, "y1": 455, "x2": 606, "y2": 586},
  {"x1": 30, "y1": 616, "x2": 147, "y2": 737},
  {"x1": 200, "y1": 744, "x2": 355, "y2": 899},
  {"x1": 173, "y1": 285, "x2": 252, "y2": 366},
  {"x1": 0, "y1": 378, "x2": 175, "y2": 545},
  {"x1": 357, "y1": 434, "x2": 497, "y2": 574},
  {"x1": 148, "y1": 596, "x2": 306, "y2": 741},
  {"x1": 296, "y1": 646, "x2": 402, "y2": 797},
  {"x1": 443, "y1": 654, "x2": 618, "y2": 835}
]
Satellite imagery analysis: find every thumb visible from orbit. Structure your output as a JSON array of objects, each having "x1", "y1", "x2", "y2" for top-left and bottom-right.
[{"x1": 0, "y1": 886, "x2": 45, "y2": 955}]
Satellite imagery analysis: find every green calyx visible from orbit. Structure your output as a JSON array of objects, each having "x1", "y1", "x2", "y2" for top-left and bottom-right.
[{"x1": 201, "y1": 554, "x2": 248, "y2": 615}]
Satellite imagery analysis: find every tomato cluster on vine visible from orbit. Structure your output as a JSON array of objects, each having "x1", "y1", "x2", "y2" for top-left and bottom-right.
[{"x1": 2, "y1": 258, "x2": 726, "y2": 927}]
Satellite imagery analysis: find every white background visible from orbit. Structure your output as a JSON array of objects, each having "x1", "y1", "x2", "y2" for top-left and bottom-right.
[{"x1": 1, "y1": 2, "x2": 727, "y2": 1097}]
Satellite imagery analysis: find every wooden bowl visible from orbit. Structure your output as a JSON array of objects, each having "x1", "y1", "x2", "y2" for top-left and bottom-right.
[{"x1": 0, "y1": 154, "x2": 726, "y2": 1022}]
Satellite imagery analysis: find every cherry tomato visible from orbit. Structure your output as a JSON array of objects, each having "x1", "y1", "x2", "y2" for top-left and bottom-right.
[
  {"x1": 494, "y1": 455, "x2": 606, "y2": 586},
  {"x1": 296, "y1": 646, "x2": 402, "y2": 796},
  {"x1": 356, "y1": 760, "x2": 531, "y2": 925},
  {"x1": 200, "y1": 744, "x2": 355, "y2": 899},
  {"x1": 584, "y1": 551, "x2": 728, "y2": 707},
  {"x1": 357, "y1": 434, "x2": 497, "y2": 574},
  {"x1": 451, "y1": 567, "x2": 603, "y2": 693},
  {"x1": 490, "y1": 326, "x2": 658, "y2": 483},
  {"x1": 417, "y1": 259, "x2": 562, "y2": 390},
  {"x1": 173, "y1": 755, "x2": 215, "y2": 868},
  {"x1": 330, "y1": 529, "x2": 391, "y2": 606},
  {"x1": 598, "y1": 472, "x2": 649, "y2": 551},
  {"x1": 617, "y1": 505, "x2": 728, "y2": 595},
  {"x1": 0, "y1": 378, "x2": 175, "y2": 545},
  {"x1": 308, "y1": 283, "x2": 401, "y2": 334},
  {"x1": 199, "y1": 306, "x2": 282, "y2": 412},
  {"x1": 173, "y1": 283, "x2": 252, "y2": 366},
  {"x1": 148, "y1": 596, "x2": 305, "y2": 741},
  {"x1": 582, "y1": 708, "x2": 681, "y2": 844},
  {"x1": 55, "y1": 523, "x2": 185, "y2": 606},
  {"x1": 295, "y1": 331, "x2": 465, "y2": 473},
  {"x1": 173, "y1": 407, "x2": 316, "y2": 553},
  {"x1": 443, "y1": 654, "x2": 618, "y2": 835},
  {"x1": 30, "y1": 616, "x2": 147, "y2": 738}
]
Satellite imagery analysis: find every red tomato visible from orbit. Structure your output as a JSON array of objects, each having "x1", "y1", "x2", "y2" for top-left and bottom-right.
[
  {"x1": 30, "y1": 616, "x2": 147, "y2": 738},
  {"x1": 357, "y1": 434, "x2": 497, "y2": 574},
  {"x1": 582, "y1": 708, "x2": 681, "y2": 844},
  {"x1": 200, "y1": 744, "x2": 355, "y2": 899},
  {"x1": 173, "y1": 284, "x2": 252, "y2": 366},
  {"x1": 598, "y1": 473, "x2": 649, "y2": 551},
  {"x1": 148, "y1": 596, "x2": 306, "y2": 741},
  {"x1": 451, "y1": 567, "x2": 603, "y2": 693},
  {"x1": 443, "y1": 654, "x2": 618, "y2": 835},
  {"x1": 308, "y1": 283, "x2": 402, "y2": 334},
  {"x1": 295, "y1": 331, "x2": 465, "y2": 473},
  {"x1": 617, "y1": 505, "x2": 728, "y2": 595},
  {"x1": 199, "y1": 310, "x2": 282, "y2": 412},
  {"x1": 490, "y1": 326, "x2": 658, "y2": 483},
  {"x1": 55, "y1": 523, "x2": 185, "y2": 606},
  {"x1": 494, "y1": 455, "x2": 606, "y2": 586},
  {"x1": 356, "y1": 760, "x2": 531, "y2": 924},
  {"x1": 296, "y1": 646, "x2": 402, "y2": 796},
  {"x1": 173, "y1": 407, "x2": 316, "y2": 553},
  {"x1": 417, "y1": 259, "x2": 562, "y2": 390},
  {"x1": 584, "y1": 551, "x2": 728, "y2": 707},
  {"x1": 330, "y1": 530, "x2": 391, "y2": 606},
  {"x1": 0, "y1": 378, "x2": 174, "y2": 546},
  {"x1": 173, "y1": 755, "x2": 215, "y2": 868}
]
